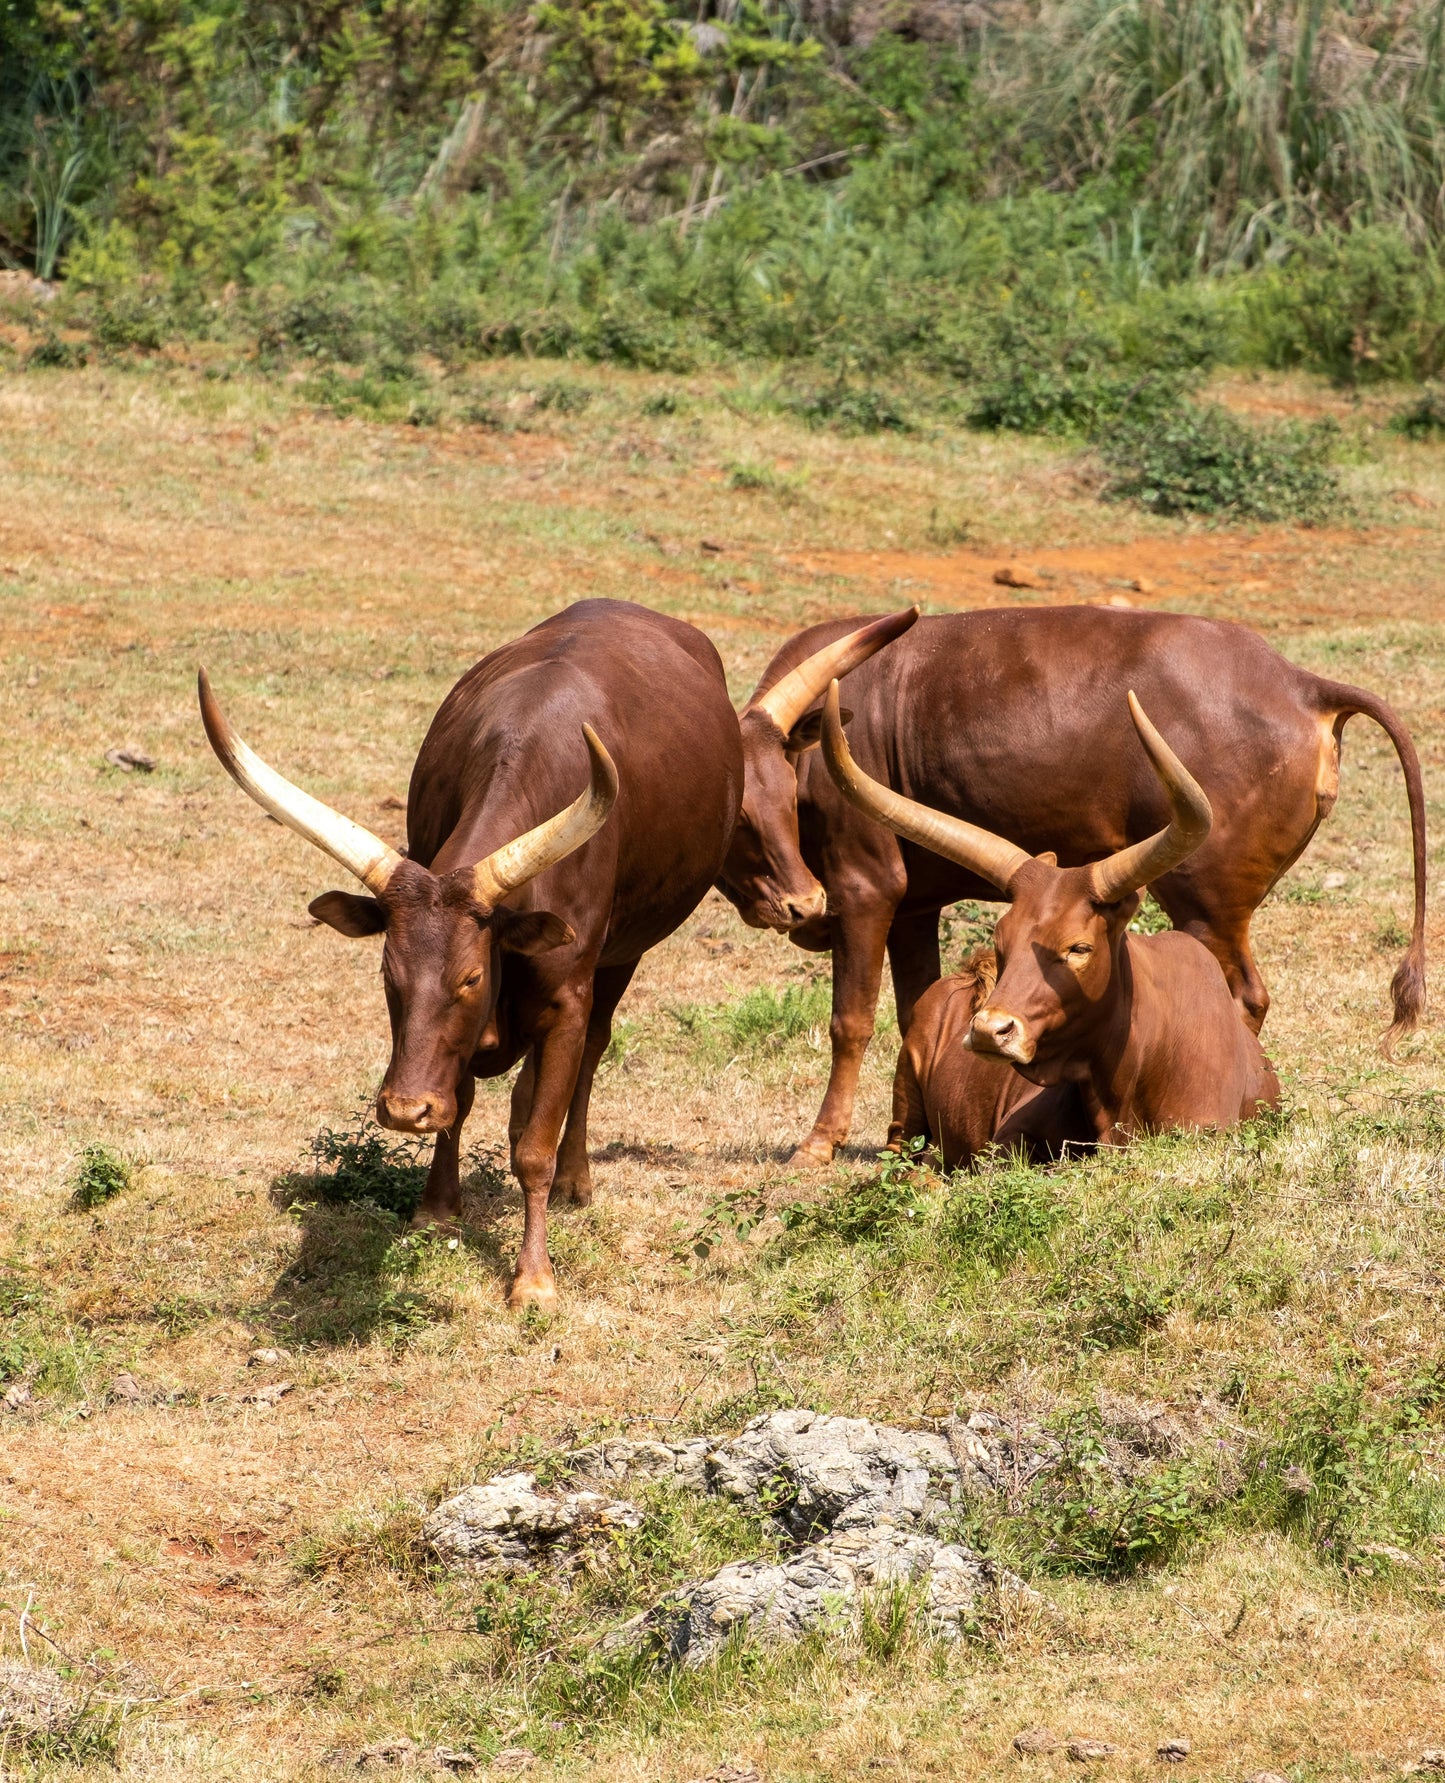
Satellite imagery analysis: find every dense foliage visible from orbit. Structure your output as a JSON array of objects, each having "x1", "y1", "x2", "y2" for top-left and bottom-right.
[{"x1": 9, "y1": 0, "x2": 1445, "y2": 416}]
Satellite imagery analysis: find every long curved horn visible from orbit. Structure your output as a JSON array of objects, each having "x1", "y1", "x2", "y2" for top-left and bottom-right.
[
  {"x1": 749, "y1": 606, "x2": 919, "y2": 738},
  {"x1": 198, "y1": 668, "x2": 403, "y2": 894},
  {"x1": 1088, "y1": 692, "x2": 1213, "y2": 904},
  {"x1": 820, "y1": 680, "x2": 1031, "y2": 892},
  {"x1": 470, "y1": 724, "x2": 618, "y2": 907}
]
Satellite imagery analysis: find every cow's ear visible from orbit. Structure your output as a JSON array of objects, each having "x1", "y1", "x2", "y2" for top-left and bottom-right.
[
  {"x1": 495, "y1": 909, "x2": 574, "y2": 956},
  {"x1": 309, "y1": 891, "x2": 387, "y2": 937},
  {"x1": 786, "y1": 707, "x2": 853, "y2": 752},
  {"x1": 1035, "y1": 850, "x2": 1058, "y2": 868}
]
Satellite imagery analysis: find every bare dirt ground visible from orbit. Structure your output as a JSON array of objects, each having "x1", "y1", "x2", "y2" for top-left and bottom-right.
[{"x1": 2, "y1": 361, "x2": 1445, "y2": 1780}]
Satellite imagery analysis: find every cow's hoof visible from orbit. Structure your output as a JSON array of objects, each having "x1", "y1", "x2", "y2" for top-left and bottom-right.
[
  {"x1": 788, "y1": 1139, "x2": 835, "y2": 1170},
  {"x1": 508, "y1": 1274, "x2": 558, "y2": 1314},
  {"x1": 549, "y1": 1179, "x2": 593, "y2": 1208},
  {"x1": 409, "y1": 1208, "x2": 461, "y2": 1234}
]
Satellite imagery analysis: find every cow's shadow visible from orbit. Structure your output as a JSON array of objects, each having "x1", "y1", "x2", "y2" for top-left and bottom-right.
[{"x1": 263, "y1": 1166, "x2": 515, "y2": 1347}]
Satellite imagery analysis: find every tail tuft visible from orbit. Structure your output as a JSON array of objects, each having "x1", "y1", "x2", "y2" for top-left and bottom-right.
[{"x1": 1385, "y1": 940, "x2": 1427, "y2": 1055}]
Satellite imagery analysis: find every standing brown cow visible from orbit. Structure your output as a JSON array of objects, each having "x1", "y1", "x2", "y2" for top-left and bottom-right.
[
  {"x1": 718, "y1": 608, "x2": 1426, "y2": 1164},
  {"x1": 822, "y1": 683, "x2": 1281, "y2": 1158},
  {"x1": 201, "y1": 600, "x2": 743, "y2": 1309}
]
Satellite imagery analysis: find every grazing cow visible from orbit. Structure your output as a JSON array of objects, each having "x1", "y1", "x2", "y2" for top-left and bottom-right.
[
  {"x1": 718, "y1": 607, "x2": 1426, "y2": 1164},
  {"x1": 822, "y1": 682, "x2": 1281, "y2": 1157},
  {"x1": 200, "y1": 599, "x2": 743, "y2": 1309},
  {"x1": 889, "y1": 948, "x2": 1093, "y2": 1170}
]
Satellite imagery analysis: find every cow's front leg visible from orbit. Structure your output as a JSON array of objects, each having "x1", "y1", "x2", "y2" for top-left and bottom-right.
[
  {"x1": 411, "y1": 1071, "x2": 475, "y2": 1229},
  {"x1": 508, "y1": 992, "x2": 591, "y2": 1311}
]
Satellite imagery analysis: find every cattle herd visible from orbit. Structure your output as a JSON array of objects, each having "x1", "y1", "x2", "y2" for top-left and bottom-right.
[{"x1": 199, "y1": 597, "x2": 1428, "y2": 1309}]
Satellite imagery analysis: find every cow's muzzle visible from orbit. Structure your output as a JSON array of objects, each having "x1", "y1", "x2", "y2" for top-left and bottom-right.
[
  {"x1": 376, "y1": 1091, "x2": 455, "y2": 1135},
  {"x1": 966, "y1": 1007, "x2": 1037, "y2": 1065}
]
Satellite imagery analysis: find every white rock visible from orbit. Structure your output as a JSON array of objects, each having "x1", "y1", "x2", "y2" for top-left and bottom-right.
[
  {"x1": 422, "y1": 1472, "x2": 642, "y2": 1574},
  {"x1": 606, "y1": 1525, "x2": 1025, "y2": 1667}
]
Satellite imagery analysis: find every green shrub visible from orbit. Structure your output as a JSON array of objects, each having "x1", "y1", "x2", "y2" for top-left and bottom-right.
[
  {"x1": 779, "y1": 1141, "x2": 932, "y2": 1246},
  {"x1": 1390, "y1": 388, "x2": 1445, "y2": 439},
  {"x1": 1249, "y1": 228, "x2": 1445, "y2": 383},
  {"x1": 70, "y1": 1143, "x2": 131, "y2": 1210},
  {"x1": 310, "y1": 1114, "x2": 431, "y2": 1220},
  {"x1": 788, "y1": 383, "x2": 911, "y2": 434},
  {"x1": 1099, "y1": 403, "x2": 1343, "y2": 523}
]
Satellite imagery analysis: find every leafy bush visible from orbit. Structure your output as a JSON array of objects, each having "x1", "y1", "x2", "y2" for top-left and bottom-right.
[
  {"x1": 1249, "y1": 228, "x2": 1445, "y2": 383},
  {"x1": 779, "y1": 1141, "x2": 932, "y2": 1246},
  {"x1": 788, "y1": 383, "x2": 912, "y2": 434},
  {"x1": 70, "y1": 1143, "x2": 131, "y2": 1210},
  {"x1": 310, "y1": 1114, "x2": 432, "y2": 1220},
  {"x1": 1391, "y1": 388, "x2": 1445, "y2": 439},
  {"x1": 1099, "y1": 403, "x2": 1344, "y2": 523}
]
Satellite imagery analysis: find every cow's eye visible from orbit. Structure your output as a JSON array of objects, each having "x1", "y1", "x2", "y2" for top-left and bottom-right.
[
  {"x1": 1067, "y1": 943, "x2": 1093, "y2": 959},
  {"x1": 459, "y1": 971, "x2": 484, "y2": 993}
]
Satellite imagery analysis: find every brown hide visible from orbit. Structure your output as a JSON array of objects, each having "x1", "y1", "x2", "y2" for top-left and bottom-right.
[
  {"x1": 889, "y1": 951, "x2": 1092, "y2": 1170},
  {"x1": 718, "y1": 607, "x2": 1426, "y2": 1163},
  {"x1": 210, "y1": 600, "x2": 743, "y2": 1309}
]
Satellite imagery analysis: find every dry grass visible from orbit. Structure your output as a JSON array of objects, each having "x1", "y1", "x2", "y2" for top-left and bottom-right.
[{"x1": 2, "y1": 358, "x2": 1445, "y2": 1779}]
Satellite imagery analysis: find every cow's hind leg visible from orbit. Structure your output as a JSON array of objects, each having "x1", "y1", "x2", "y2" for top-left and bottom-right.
[
  {"x1": 792, "y1": 900, "x2": 897, "y2": 1168},
  {"x1": 552, "y1": 962, "x2": 637, "y2": 1208},
  {"x1": 1153, "y1": 876, "x2": 1269, "y2": 1034},
  {"x1": 412, "y1": 1071, "x2": 476, "y2": 1229},
  {"x1": 509, "y1": 989, "x2": 591, "y2": 1311}
]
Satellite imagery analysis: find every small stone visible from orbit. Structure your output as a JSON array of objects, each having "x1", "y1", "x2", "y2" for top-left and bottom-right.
[
  {"x1": 1321, "y1": 872, "x2": 1347, "y2": 892},
  {"x1": 1067, "y1": 1741, "x2": 1118, "y2": 1763},
  {"x1": 490, "y1": 1752, "x2": 535, "y2": 1775},
  {"x1": 109, "y1": 1372, "x2": 146, "y2": 1402},
  {"x1": 356, "y1": 1738, "x2": 421, "y2": 1769},
  {"x1": 1105, "y1": 593, "x2": 1135, "y2": 608},
  {"x1": 1156, "y1": 1739, "x2": 1190, "y2": 1762},
  {"x1": 1243, "y1": 1773, "x2": 1289, "y2": 1783},
  {"x1": 240, "y1": 1380, "x2": 294, "y2": 1406},
  {"x1": 429, "y1": 1751, "x2": 477, "y2": 1774},
  {"x1": 248, "y1": 1346, "x2": 291, "y2": 1367},
  {"x1": 1282, "y1": 1464, "x2": 1314, "y2": 1495},
  {"x1": 1420, "y1": 1755, "x2": 1445, "y2": 1771},
  {"x1": 1, "y1": 1383, "x2": 31, "y2": 1413},
  {"x1": 687, "y1": 1766, "x2": 761, "y2": 1783},
  {"x1": 104, "y1": 746, "x2": 155, "y2": 773},
  {"x1": 1014, "y1": 1729, "x2": 1062, "y2": 1755},
  {"x1": 993, "y1": 564, "x2": 1041, "y2": 589},
  {"x1": 1128, "y1": 577, "x2": 1156, "y2": 595}
]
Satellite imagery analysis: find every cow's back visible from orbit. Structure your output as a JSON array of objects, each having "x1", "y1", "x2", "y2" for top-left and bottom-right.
[
  {"x1": 795, "y1": 607, "x2": 1327, "y2": 907},
  {"x1": 408, "y1": 600, "x2": 742, "y2": 959}
]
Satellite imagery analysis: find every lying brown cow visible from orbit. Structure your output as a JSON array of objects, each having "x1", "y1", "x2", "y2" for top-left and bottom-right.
[
  {"x1": 719, "y1": 607, "x2": 1425, "y2": 1165},
  {"x1": 201, "y1": 600, "x2": 742, "y2": 1309},
  {"x1": 822, "y1": 682, "x2": 1281, "y2": 1157},
  {"x1": 889, "y1": 948, "x2": 1093, "y2": 1169}
]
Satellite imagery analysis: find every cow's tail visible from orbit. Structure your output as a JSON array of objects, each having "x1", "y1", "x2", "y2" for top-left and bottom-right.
[{"x1": 1315, "y1": 677, "x2": 1428, "y2": 1050}]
